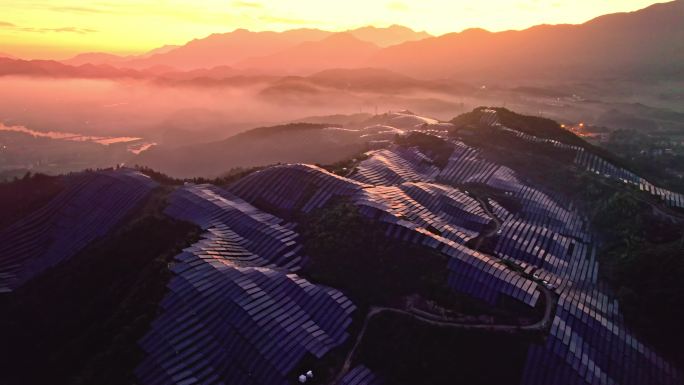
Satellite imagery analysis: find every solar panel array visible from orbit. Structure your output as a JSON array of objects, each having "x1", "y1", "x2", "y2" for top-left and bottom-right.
[
  {"x1": 230, "y1": 164, "x2": 369, "y2": 215},
  {"x1": 164, "y1": 184, "x2": 303, "y2": 270},
  {"x1": 339, "y1": 365, "x2": 382, "y2": 385},
  {"x1": 352, "y1": 147, "x2": 440, "y2": 186},
  {"x1": 0, "y1": 168, "x2": 157, "y2": 292},
  {"x1": 136, "y1": 184, "x2": 356, "y2": 385},
  {"x1": 478, "y1": 108, "x2": 684, "y2": 209},
  {"x1": 228, "y1": 156, "x2": 540, "y2": 309},
  {"x1": 134, "y1": 114, "x2": 679, "y2": 385},
  {"x1": 356, "y1": 183, "x2": 489, "y2": 242},
  {"x1": 438, "y1": 137, "x2": 681, "y2": 385},
  {"x1": 575, "y1": 149, "x2": 684, "y2": 208},
  {"x1": 479, "y1": 109, "x2": 582, "y2": 152}
]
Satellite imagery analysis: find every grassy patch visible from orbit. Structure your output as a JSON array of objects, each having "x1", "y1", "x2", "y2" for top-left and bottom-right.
[
  {"x1": 356, "y1": 312, "x2": 533, "y2": 385},
  {"x1": 299, "y1": 201, "x2": 451, "y2": 307}
]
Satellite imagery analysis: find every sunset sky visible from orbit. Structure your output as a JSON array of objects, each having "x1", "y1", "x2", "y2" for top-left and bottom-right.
[{"x1": 0, "y1": 0, "x2": 663, "y2": 59}]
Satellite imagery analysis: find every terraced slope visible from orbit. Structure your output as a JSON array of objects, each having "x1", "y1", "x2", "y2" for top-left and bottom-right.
[
  {"x1": 135, "y1": 184, "x2": 356, "y2": 385},
  {"x1": 229, "y1": 154, "x2": 540, "y2": 309},
  {"x1": 228, "y1": 133, "x2": 681, "y2": 384},
  {"x1": 0, "y1": 168, "x2": 157, "y2": 292},
  {"x1": 435, "y1": 136, "x2": 680, "y2": 385}
]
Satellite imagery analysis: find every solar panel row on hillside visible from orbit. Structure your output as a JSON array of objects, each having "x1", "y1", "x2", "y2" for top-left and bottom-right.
[
  {"x1": 339, "y1": 365, "x2": 382, "y2": 385},
  {"x1": 230, "y1": 164, "x2": 368, "y2": 215},
  {"x1": 575, "y1": 150, "x2": 684, "y2": 208},
  {"x1": 136, "y1": 184, "x2": 356, "y2": 385},
  {"x1": 352, "y1": 146, "x2": 440, "y2": 186},
  {"x1": 229, "y1": 158, "x2": 541, "y2": 309},
  {"x1": 226, "y1": 138, "x2": 681, "y2": 384},
  {"x1": 437, "y1": 136, "x2": 680, "y2": 385},
  {"x1": 478, "y1": 108, "x2": 684, "y2": 210},
  {"x1": 0, "y1": 168, "x2": 156, "y2": 292}
]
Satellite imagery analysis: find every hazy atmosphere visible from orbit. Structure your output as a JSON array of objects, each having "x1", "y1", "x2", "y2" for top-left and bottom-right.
[{"x1": 1, "y1": 2, "x2": 683, "y2": 385}]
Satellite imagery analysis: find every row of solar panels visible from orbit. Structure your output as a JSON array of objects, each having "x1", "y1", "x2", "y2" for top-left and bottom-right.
[
  {"x1": 136, "y1": 184, "x2": 357, "y2": 385},
  {"x1": 164, "y1": 185, "x2": 302, "y2": 269},
  {"x1": 0, "y1": 169, "x2": 157, "y2": 292},
  {"x1": 229, "y1": 160, "x2": 542, "y2": 309},
  {"x1": 477, "y1": 108, "x2": 582, "y2": 152},
  {"x1": 230, "y1": 164, "x2": 369, "y2": 216},
  {"x1": 434, "y1": 136, "x2": 681, "y2": 384},
  {"x1": 352, "y1": 158, "x2": 543, "y2": 308},
  {"x1": 478, "y1": 108, "x2": 684, "y2": 210},
  {"x1": 352, "y1": 147, "x2": 440, "y2": 186},
  {"x1": 438, "y1": 144, "x2": 588, "y2": 241},
  {"x1": 339, "y1": 365, "x2": 382, "y2": 385},
  {"x1": 165, "y1": 134, "x2": 680, "y2": 385},
  {"x1": 438, "y1": 144, "x2": 502, "y2": 186},
  {"x1": 575, "y1": 150, "x2": 684, "y2": 209},
  {"x1": 357, "y1": 184, "x2": 487, "y2": 243}
]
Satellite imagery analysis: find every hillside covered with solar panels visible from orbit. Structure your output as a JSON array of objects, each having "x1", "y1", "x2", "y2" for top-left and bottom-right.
[{"x1": 1, "y1": 107, "x2": 684, "y2": 385}]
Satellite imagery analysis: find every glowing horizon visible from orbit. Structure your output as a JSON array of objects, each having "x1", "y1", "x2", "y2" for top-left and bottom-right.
[{"x1": 0, "y1": 0, "x2": 665, "y2": 60}]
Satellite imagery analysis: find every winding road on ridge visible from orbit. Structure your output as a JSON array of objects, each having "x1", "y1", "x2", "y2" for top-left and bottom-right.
[{"x1": 328, "y1": 193, "x2": 558, "y2": 384}]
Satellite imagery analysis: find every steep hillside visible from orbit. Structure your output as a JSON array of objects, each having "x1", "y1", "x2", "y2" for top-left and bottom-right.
[
  {"x1": 2, "y1": 107, "x2": 684, "y2": 385},
  {"x1": 0, "y1": 188, "x2": 200, "y2": 385}
]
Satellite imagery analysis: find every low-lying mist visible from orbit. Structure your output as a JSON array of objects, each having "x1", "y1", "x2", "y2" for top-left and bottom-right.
[
  {"x1": 0, "y1": 76, "x2": 472, "y2": 147},
  {"x1": 2, "y1": 73, "x2": 683, "y2": 179}
]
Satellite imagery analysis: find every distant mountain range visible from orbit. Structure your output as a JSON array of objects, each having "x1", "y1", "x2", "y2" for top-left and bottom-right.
[
  {"x1": 0, "y1": 57, "x2": 147, "y2": 78},
  {"x1": 62, "y1": 25, "x2": 430, "y2": 71},
  {"x1": 1, "y1": 1, "x2": 682, "y2": 80},
  {"x1": 368, "y1": 0, "x2": 684, "y2": 80},
  {"x1": 0, "y1": 52, "x2": 18, "y2": 60}
]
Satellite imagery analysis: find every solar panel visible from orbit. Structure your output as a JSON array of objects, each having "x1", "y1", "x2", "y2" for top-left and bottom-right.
[{"x1": 0, "y1": 168, "x2": 157, "y2": 291}]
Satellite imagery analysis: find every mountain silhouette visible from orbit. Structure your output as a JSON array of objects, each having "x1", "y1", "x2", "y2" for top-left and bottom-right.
[{"x1": 367, "y1": 0, "x2": 684, "y2": 80}]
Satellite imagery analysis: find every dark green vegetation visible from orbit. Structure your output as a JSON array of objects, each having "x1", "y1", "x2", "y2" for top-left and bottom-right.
[
  {"x1": 232, "y1": 122, "x2": 341, "y2": 138},
  {"x1": 356, "y1": 312, "x2": 531, "y2": 385},
  {"x1": 582, "y1": 183, "x2": 684, "y2": 369},
  {"x1": 451, "y1": 118, "x2": 580, "y2": 198},
  {"x1": 318, "y1": 152, "x2": 370, "y2": 177},
  {"x1": 134, "y1": 164, "x2": 265, "y2": 187},
  {"x1": 493, "y1": 107, "x2": 586, "y2": 147},
  {"x1": 451, "y1": 107, "x2": 630, "y2": 170},
  {"x1": 396, "y1": 131, "x2": 453, "y2": 168},
  {"x1": 0, "y1": 172, "x2": 63, "y2": 231},
  {"x1": 300, "y1": 201, "x2": 451, "y2": 307},
  {"x1": 602, "y1": 128, "x2": 684, "y2": 193},
  {"x1": 0, "y1": 188, "x2": 201, "y2": 385}
]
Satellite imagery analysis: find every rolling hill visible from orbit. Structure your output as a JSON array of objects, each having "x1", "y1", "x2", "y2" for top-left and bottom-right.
[
  {"x1": 3, "y1": 107, "x2": 684, "y2": 385},
  {"x1": 135, "y1": 123, "x2": 367, "y2": 178}
]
